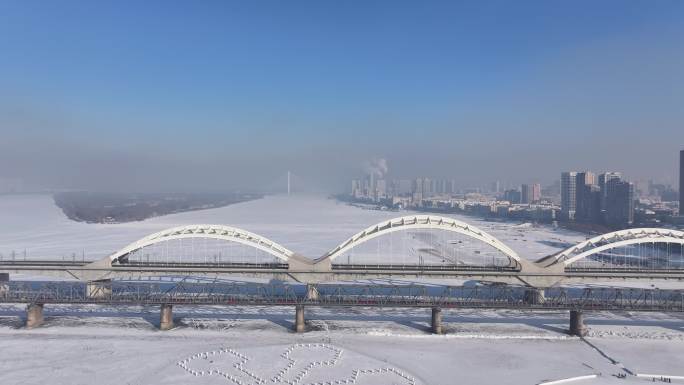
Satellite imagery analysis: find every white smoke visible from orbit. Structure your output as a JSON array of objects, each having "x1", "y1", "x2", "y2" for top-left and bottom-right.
[{"x1": 363, "y1": 158, "x2": 388, "y2": 178}]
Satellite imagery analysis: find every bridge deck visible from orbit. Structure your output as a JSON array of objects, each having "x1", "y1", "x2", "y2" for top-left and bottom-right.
[{"x1": 2, "y1": 260, "x2": 684, "y2": 288}]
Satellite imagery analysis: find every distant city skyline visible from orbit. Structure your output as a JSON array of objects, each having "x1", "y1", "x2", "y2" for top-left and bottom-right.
[
  {"x1": 346, "y1": 158, "x2": 680, "y2": 229},
  {"x1": 1, "y1": 158, "x2": 680, "y2": 195}
]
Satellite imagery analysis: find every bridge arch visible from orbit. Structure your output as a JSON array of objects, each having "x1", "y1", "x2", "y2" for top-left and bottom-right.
[
  {"x1": 545, "y1": 228, "x2": 684, "y2": 267},
  {"x1": 108, "y1": 224, "x2": 295, "y2": 263},
  {"x1": 317, "y1": 215, "x2": 522, "y2": 268}
]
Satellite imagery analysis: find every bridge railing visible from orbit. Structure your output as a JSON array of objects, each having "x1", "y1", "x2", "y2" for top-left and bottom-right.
[
  {"x1": 330, "y1": 263, "x2": 519, "y2": 272},
  {"x1": 115, "y1": 261, "x2": 290, "y2": 269}
]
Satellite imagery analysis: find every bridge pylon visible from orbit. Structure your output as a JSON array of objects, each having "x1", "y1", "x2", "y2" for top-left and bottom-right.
[
  {"x1": 294, "y1": 305, "x2": 305, "y2": 333},
  {"x1": 160, "y1": 304, "x2": 174, "y2": 331},
  {"x1": 569, "y1": 310, "x2": 587, "y2": 337},
  {"x1": 26, "y1": 303, "x2": 44, "y2": 329},
  {"x1": 0, "y1": 273, "x2": 8, "y2": 298},
  {"x1": 431, "y1": 307, "x2": 443, "y2": 334}
]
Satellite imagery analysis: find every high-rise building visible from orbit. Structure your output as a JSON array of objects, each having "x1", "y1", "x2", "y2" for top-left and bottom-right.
[
  {"x1": 351, "y1": 179, "x2": 361, "y2": 197},
  {"x1": 522, "y1": 183, "x2": 541, "y2": 204},
  {"x1": 413, "y1": 178, "x2": 423, "y2": 195},
  {"x1": 598, "y1": 172, "x2": 621, "y2": 214},
  {"x1": 435, "y1": 179, "x2": 445, "y2": 194},
  {"x1": 605, "y1": 179, "x2": 634, "y2": 227},
  {"x1": 363, "y1": 173, "x2": 375, "y2": 197},
  {"x1": 368, "y1": 173, "x2": 375, "y2": 196},
  {"x1": 504, "y1": 189, "x2": 521, "y2": 204},
  {"x1": 531, "y1": 183, "x2": 541, "y2": 203},
  {"x1": 423, "y1": 178, "x2": 433, "y2": 197},
  {"x1": 680, "y1": 150, "x2": 683, "y2": 215},
  {"x1": 521, "y1": 184, "x2": 531, "y2": 204},
  {"x1": 561, "y1": 172, "x2": 578, "y2": 220},
  {"x1": 520, "y1": 183, "x2": 541, "y2": 204},
  {"x1": 575, "y1": 171, "x2": 595, "y2": 221},
  {"x1": 393, "y1": 179, "x2": 412, "y2": 196},
  {"x1": 577, "y1": 171, "x2": 596, "y2": 186},
  {"x1": 580, "y1": 184, "x2": 602, "y2": 223},
  {"x1": 450, "y1": 179, "x2": 457, "y2": 194},
  {"x1": 375, "y1": 179, "x2": 386, "y2": 200}
]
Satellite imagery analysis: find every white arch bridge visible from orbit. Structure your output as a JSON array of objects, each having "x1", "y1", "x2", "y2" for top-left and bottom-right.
[{"x1": 1, "y1": 216, "x2": 683, "y2": 288}]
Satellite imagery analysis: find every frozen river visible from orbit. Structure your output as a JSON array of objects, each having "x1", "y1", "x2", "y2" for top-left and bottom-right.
[
  {"x1": 0, "y1": 304, "x2": 683, "y2": 385},
  {"x1": 1, "y1": 194, "x2": 684, "y2": 384},
  {"x1": 0, "y1": 193, "x2": 587, "y2": 262}
]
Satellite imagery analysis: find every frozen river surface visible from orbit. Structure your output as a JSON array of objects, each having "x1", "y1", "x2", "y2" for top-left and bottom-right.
[
  {"x1": 0, "y1": 305, "x2": 683, "y2": 385},
  {"x1": 1, "y1": 194, "x2": 684, "y2": 384},
  {"x1": 0, "y1": 193, "x2": 586, "y2": 262}
]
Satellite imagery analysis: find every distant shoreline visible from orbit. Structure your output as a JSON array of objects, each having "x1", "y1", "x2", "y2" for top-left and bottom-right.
[
  {"x1": 333, "y1": 195, "x2": 601, "y2": 236},
  {"x1": 53, "y1": 192, "x2": 263, "y2": 224}
]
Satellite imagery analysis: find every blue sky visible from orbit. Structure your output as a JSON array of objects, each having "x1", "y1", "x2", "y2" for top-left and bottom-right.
[{"x1": 0, "y1": 1, "x2": 682, "y2": 191}]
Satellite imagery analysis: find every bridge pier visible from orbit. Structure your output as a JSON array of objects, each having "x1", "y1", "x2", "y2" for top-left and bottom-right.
[
  {"x1": 26, "y1": 303, "x2": 44, "y2": 329},
  {"x1": 86, "y1": 279, "x2": 112, "y2": 299},
  {"x1": 294, "y1": 305, "x2": 305, "y2": 333},
  {"x1": 431, "y1": 307, "x2": 443, "y2": 334},
  {"x1": 523, "y1": 288, "x2": 545, "y2": 305},
  {"x1": 160, "y1": 304, "x2": 174, "y2": 331},
  {"x1": 569, "y1": 310, "x2": 587, "y2": 337},
  {"x1": 0, "y1": 273, "x2": 8, "y2": 298}
]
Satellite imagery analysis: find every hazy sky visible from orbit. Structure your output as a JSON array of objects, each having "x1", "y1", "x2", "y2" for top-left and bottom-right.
[{"x1": 0, "y1": 0, "x2": 682, "y2": 192}]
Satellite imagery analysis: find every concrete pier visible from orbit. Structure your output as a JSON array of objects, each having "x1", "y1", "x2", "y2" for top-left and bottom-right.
[
  {"x1": 0, "y1": 273, "x2": 8, "y2": 297},
  {"x1": 160, "y1": 304, "x2": 174, "y2": 331},
  {"x1": 26, "y1": 303, "x2": 44, "y2": 329},
  {"x1": 86, "y1": 279, "x2": 112, "y2": 299},
  {"x1": 569, "y1": 310, "x2": 587, "y2": 337},
  {"x1": 431, "y1": 307, "x2": 443, "y2": 334},
  {"x1": 294, "y1": 305, "x2": 305, "y2": 333},
  {"x1": 523, "y1": 288, "x2": 545, "y2": 305}
]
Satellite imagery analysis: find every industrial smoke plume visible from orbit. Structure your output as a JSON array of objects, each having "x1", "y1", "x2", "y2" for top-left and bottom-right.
[{"x1": 364, "y1": 158, "x2": 388, "y2": 178}]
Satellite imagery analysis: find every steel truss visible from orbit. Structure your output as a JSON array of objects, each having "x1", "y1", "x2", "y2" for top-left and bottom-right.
[{"x1": 1, "y1": 281, "x2": 683, "y2": 312}]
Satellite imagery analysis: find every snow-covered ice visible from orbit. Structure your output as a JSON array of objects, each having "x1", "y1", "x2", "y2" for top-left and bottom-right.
[
  {"x1": 1, "y1": 194, "x2": 683, "y2": 384},
  {"x1": 0, "y1": 193, "x2": 587, "y2": 262},
  {"x1": 1, "y1": 305, "x2": 683, "y2": 384}
]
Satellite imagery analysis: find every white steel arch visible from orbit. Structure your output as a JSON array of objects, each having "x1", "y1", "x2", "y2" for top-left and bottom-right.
[
  {"x1": 318, "y1": 215, "x2": 521, "y2": 266},
  {"x1": 548, "y1": 228, "x2": 684, "y2": 267},
  {"x1": 108, "y1": 224, "x2": 295, "y2": 263}
]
